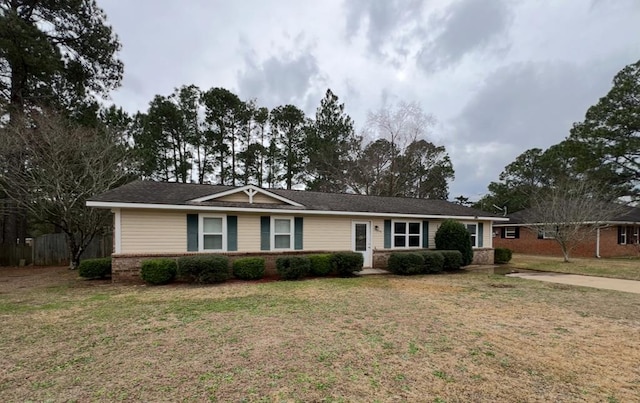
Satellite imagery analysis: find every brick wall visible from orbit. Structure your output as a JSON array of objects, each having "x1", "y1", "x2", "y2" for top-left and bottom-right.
[
  {"x1": 493, "y1": 226, "x2": 640, "y2": 258},
  {"x1": 111, "y1": 250, "x2": 345, "y2": 284}
]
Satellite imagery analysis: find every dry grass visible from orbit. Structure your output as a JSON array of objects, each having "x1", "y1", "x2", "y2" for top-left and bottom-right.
[
  {"x1": 1, "y1": 266, "x2": 639, "y2": 402},
  {"x1": 510, "y1": 254, "x2": 640, "y2": 280}
]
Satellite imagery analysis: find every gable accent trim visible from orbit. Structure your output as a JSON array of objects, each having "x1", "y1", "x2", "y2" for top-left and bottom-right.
[{"x1": 188, "y1": 185, "x2": 304, "y2": 207}]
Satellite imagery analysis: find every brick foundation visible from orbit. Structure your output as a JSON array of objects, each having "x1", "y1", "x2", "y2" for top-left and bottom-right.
[
  {"x1": 372, "y1": 248, "x2": 495, "y2": 270},
  {"x1": 111, "y1": 250, "x2": 344, "y2": 284}
]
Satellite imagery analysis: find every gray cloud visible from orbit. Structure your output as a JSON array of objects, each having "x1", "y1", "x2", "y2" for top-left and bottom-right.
[
  {"x1": 447, "y1": 58, "x2": 633, "y2": 198},
  {"x1": 237, "y1": 46, "x2": 324, "y2": 114},
  {"x1": 417, "y1": 0, "x2": 513, "y2": 72},
  {"x1": 344, "y1": 0, "x2": 426, "y2": 59}
]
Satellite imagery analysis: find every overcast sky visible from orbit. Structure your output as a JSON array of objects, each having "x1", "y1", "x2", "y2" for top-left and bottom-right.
[{"x1": 98, "y1": 0, "x2": 640, "y2": 200}]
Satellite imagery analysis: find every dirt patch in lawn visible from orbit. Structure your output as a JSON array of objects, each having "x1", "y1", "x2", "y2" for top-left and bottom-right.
[{"x1": 0, "y1": 268, "x2": 639, "y2": 402}]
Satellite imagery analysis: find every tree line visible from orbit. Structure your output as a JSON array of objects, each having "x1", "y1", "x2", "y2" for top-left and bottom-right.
[{"x1": 114, "y1": 85, "x2": 454, "y2": 198}]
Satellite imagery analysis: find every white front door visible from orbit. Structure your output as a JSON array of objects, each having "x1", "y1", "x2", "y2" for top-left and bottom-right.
[{"x1": 352, "y1": 221, "x2": 372, "y2": 267}]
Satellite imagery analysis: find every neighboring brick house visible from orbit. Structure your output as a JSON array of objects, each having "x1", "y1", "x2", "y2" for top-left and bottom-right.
[
  {"x1": 87, "y1": 180, "x2": 508, "y2": 282},
  {"x1": 494, "y1": 207, "x2": 640, "y2": 258}
]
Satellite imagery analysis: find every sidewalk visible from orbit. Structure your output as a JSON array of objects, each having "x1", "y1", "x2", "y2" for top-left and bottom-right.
[{"x1": 507, "y1": 272, "x2": 640, "y2": 294}]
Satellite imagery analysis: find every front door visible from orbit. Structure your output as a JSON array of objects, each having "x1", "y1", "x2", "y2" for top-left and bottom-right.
[{"x1": 352, "y1": 221, "x2": 372, "y2": 267}]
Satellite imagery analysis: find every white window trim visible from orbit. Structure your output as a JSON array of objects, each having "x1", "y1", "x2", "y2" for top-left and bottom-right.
[
  {"x1": 271, "y1": 216, "x2": 294, "y2": 251},
  {"x1": 504, "y1": 227, "x2": 516, "y2": 239},
  {"x1": 464, "y1": 222, "x2": 479, "y2": 248},
  {"x1": 199, "y1": 214, "x2": 227, "y2": 252},
  {"x1": 391, "y1": 220, "x2": 422, "y2": 249},
  {"x1": 542, "y1": 226, "x2": 557, "y2": 239}
]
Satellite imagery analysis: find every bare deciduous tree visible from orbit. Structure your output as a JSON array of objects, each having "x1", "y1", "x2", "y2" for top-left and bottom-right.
[
  {"x1": 0, "y1": 110, "x2": 131, "y2": 268},
  {"x1": 524, "y1": 180, "x2": 625, "y2": 262}
]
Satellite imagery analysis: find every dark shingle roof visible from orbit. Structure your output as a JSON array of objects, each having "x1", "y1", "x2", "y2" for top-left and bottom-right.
[
  {"x1": 89, "y1": 180, "x2": 504, "y2": 218},
  {"x1": 496, "y1": 204, "x2": 640, "y2": 225}
]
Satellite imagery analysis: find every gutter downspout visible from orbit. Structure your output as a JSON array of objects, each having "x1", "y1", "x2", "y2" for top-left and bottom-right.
[{"x1": 596, "y1": 227, "x2": 601, "y2": 258}]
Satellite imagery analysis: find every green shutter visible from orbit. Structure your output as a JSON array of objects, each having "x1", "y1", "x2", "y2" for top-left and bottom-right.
[
  {"x1": 294, "y1": 217, "x2": 303, "y2": 250},
  {"x1": 422, "y1": 220, "x2": 429, "y2": 248},
  {"x1": 260, "y1": 216, "x2": 270, "y2": 250},
  {"x1": 384, "y1": 220, "x2": 391, "y2": 248},
  {"x1": 478, "y1": 223, "x2": 484, "y2": 247},
  {"x1": 187, "y1": 214, "x2": 198, "y2": 251},
  {"x1": 227, "y1": 216, "x2": 238, "y2": 251}
]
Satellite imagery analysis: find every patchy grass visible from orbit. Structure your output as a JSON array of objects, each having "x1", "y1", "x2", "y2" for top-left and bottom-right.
[
  {"x1": 0, "y1": 266, "x2": 639, "y2": 401},
  {"x1": 509, "y1": 254, "x2": 640, "y2": 280}
]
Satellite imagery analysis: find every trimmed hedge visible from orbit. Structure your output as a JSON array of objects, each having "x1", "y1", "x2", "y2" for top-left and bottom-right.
[
  {"x1": 177, "y1": 255, "x2": 230, "y2": 284},
  {"x1": 434, "y1": 219, "x2": 473, "y2": 266},
  {"x1": 421, "y1": 251, "x2": 445, "y2": 273},
  {"x1": 440, "y1": 250, "x2": 463, "y2": 270},
  {"x1": 308, "y1": 254, "x2": 334, "y2": 276},
  {"x1": 388, "y1": 252, "x2": 424, "y2": 275},
  {"x1": 232, "y1": 257, "x2": 265, "y2": 280},
  {"x1": 78, "y1": 257, "x2": 112, "y2": 279},
  {"x1": 494, "y1": 248, "x2": 513, "y2": 264},
  {"x1": 332, "y1": 252, "x2": 364, "y2": 277},
  {"x1": 276, "y1": 256, "x2": 310, "y2": 280},
  {"x1": 141, "y1": 258, "x2": 177, "y2": 285}
]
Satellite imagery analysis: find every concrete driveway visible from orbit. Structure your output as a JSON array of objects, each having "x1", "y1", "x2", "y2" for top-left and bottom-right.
[{"x1": 507, "y1": 272, "x2": 640, "y2": 294}]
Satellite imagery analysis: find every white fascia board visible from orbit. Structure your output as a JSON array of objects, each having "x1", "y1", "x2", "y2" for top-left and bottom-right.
[
  {"x1": 87, "y1": 200, "x2": 508, "y2": 222},
  {"x1": 189, "y1": 184, "x2": 304, "y2": 207}
]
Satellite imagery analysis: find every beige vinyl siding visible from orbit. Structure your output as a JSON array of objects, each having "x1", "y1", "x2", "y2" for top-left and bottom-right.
[
  {"x1": 120, "y1": 209, "x2": 186, "y2": 253},
  {"x1": 237, "y1": 214, "x2": 261, "y2": 252},
  {"x1": 299, "y1": 216, "x2": 352, "y2": 250},
  {"x1": 216, "y1": 192, "x2": 283, "y2": 204},
  {"x1": 217, "y1": 193, "x2": 249, "y2": 203},
  {"x1": 252, "y1": 193, "x2": 283, "y2": 204}
]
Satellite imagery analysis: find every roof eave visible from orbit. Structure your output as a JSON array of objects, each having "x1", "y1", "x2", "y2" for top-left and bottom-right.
[{"x1": 86, "y1": 200, "x2": 507, "y2": 221}]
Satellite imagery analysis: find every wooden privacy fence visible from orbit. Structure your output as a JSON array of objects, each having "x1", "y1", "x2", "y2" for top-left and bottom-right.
[{"x1": 0, "y1": 233, "x2": 112, "y2": 266}]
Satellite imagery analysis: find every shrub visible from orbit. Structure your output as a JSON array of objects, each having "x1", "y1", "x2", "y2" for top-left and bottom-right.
[
  {"x1": 140, "y1": 258, "x2": 177, "y2": 285},
  {"x1": 332, "y1": 252, "x2": 364, "y2": 277},
  {"x1": 78, "y1": 257, "x2": 112, "y2": 279},
  {"x1": 387, "y1": 252, "x2": 424, "y2": 275},
  {"x1": 232, "y1": 257, "x2": 265, "y2": 280},
  {"x1": 434, "y1": 219, "x2": 473, "y2": 266},
  {"x1": 421, "y1": 251, "x2": 445, "y2": 273},
  {"x1": 494, "y1": 248, "x2": 513, "y2": 264},
  {"x1": 177, "y1": 255, "x2": 230, "y2": 284},
  {"x1": 439, "y1": 250, "x2": 463, "y2": 270},
  {"x1": 308, "y1": 254, "x2": 334, "y2": 276},
  {"x1": 276, "y1": 256, "x2": 310, "y2": 280}
]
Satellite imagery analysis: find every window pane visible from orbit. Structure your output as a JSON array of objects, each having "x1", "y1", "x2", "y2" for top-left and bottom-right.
[
  {"x1": 355, "y1": 224, "x2": 367, "y2": 252},
  {"x1": 274, "y1": 219, "x2": 290, "y2": 234},
  {"x1": 470, "y1": 235, "x2": 476, "y2": 247},
  {"x1": 394, "y1": 235, "x2": 406, "y2": 247},
  {"x1": 394, "y1": 222, "x2": 406, "y2": 234},
  {"x1": 408, "y1": 235, "x2": 420, "y2": 247},
  {"x1": 203, "y1": 217, "x2": 222, "y2": 233},
  {"x1": 409, "y1": 222, "x2": 420, "y2": 234},
  {"x1": 274, "y1": 234, "x2": 290, "y2": 249},
  {"x1": 203, "y1": 234, "x2": 222, "y2": 250},
  {"x1": 466, "y1": 224, "x2": 476, "y2": 235}
]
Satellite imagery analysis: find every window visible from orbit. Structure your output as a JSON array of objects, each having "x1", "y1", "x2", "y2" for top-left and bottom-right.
[
  {"x1": 542, "y1": 228, "x2": 557, "y2": 239},
  {"x1": 201, "y1": 215, "x2": 225, "y2": 251},
  {"x1": 392, "y1": 221, "x2": 421, "y2": 248},
  {"x1": 466, "y1": 223, "x2": 478, "y2": 247},
  {"x1": 505, "y1": 227, "x2": 517, "y2": 239},
  {"x1": 273, "y1": 218, "x2": 293, "y2": 249},
  {"x1": 618, "y1": 226, "x2": 640, "y2": 245}
]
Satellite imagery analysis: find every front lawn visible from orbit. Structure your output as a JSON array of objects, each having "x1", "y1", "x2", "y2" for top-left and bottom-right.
[
  {"x1": 509, "y1": 254, "x2": 640, "y2": 280},
  {"x1": 0, "y1": 266, "x2": 638, "y2": 401}
]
